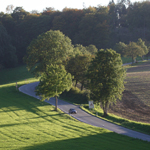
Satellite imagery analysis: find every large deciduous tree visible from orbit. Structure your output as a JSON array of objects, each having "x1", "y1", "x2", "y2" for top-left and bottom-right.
[
  {"x1": 36, "y1": 64, "x2": 73, "y2": 111},
  {"x1": 24, "y1": 30, "x2": 73, "y2": 76},
  {"x1": 87, "y1": 49, "x2": 126, "y2": 117}
]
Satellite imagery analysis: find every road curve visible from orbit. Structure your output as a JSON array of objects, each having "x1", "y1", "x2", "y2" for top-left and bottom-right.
[{"x1": 19, "y1": 82, "x2": 150, "y2": 142}]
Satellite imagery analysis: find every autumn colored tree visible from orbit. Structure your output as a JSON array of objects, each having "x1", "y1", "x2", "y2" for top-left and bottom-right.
[
  {"x1": 74, "y1": 8, "x2": 110, "y2": 49},
  {"x1": 52, "y1": 8, "x2": 84, "y2": 41}
]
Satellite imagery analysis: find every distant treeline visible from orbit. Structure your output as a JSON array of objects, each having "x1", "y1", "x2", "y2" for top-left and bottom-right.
[{"x1": 1, "y1": 0, "x2": 150, "y2": 68}]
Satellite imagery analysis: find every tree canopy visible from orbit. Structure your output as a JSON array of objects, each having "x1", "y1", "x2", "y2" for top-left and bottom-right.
[
  {"x1": 36, "y1": 64, "x2": 73, "y2": 110},
  {"x1": 114, "y1": 42, "x2": 127, "y2": 56},
  {"x1": 1, "y1": 2, "x2": 150, "y2": 68},
  {"x1": 87, "y1": 49, "x2": 126, "y2": 116},
  {"x1": 124, "y1": 41, "x2": 144, "y2": 63},
  {"x1": 24, "y1": 30, "x2": 73, "y2": 76},
  {"x1": 66, "y1": 54, "x2": 93, "y2": 90},
  {"x1": 136, "y1": 38, "x2": 148, "y2": 58}
]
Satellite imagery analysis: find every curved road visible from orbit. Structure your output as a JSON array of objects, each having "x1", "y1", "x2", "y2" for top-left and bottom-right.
[{"x1": 19, "y1": 82, "x2": 150, "y2": 142}]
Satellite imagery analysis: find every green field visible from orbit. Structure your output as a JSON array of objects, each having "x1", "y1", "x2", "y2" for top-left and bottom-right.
[
  {"x1": 121, "y1": 56, "x2": 144, "y2": 64},
  {"x1": 0, "y1": 66, "x2": 150, "y2": 149}
]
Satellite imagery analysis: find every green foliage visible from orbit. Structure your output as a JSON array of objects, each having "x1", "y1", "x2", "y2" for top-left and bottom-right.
[
  {"x1": 61, "y1": 86, "x2": 90, "y2": 104},
  {"x1": 11, "y1": 7, "x2": 29, "y2": 21},
  {"x1": 87, "y1": 49, "x2": 126, "y2": 116},
  {"x1": 24, "y1": 30, "x2": 73, "y2": 76},
  {"x1": 124, "y1": 41, "x2": 144, "y2": 63},
  {"x1": 127, "y1": 1, "x2": 150, "y2": 29},
  {"x1": 66, "y1": 54, "x2": 92, "y2": 90},
  {"x1": 52, "y1": 9, "x2": 84, "y2": 40},
  {"x1": 74, "y1": 44, "x2": 90, "y2": 55},
  {"x1": 0, "y1": 23, "x2": 18, "y2": 68},
  {"x1": 36, "y1": 64, "x2": 73, "y2": 101},
  {"x1": 114, "y1": 42, "x2": 127, "y2": 56},
  {"x1": 15, "y1": 15, "x2": 55, "y2": 63},
  {"x1": 136, "y1": 38, "x2": 148, "y2": 56},
  {"x1": 86, "y1": 44, "x2": 98, "y2": 55},
  {"x1": 74, "y1": 10, "x2": 110, "y2": 49},
  {"x1": 1, "y1": 1, "x2": 150, "y2": 67}
]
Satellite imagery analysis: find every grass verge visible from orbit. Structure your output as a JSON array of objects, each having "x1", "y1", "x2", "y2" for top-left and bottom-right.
[
  {"x1": 81, "y1": 104, "x2": 150, "y2": 135},
  {"x1": 61, "y1": 91, "x2": 150, "y2": 135}
]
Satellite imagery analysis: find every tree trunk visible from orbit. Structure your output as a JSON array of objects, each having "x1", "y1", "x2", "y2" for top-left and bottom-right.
[
  {"x1": 75, "y1": 80, "x2": 78, "y2": 87},
  {"x1": 55, "y1": 96, "x2": 58, "y2": 111},
  {"x1": 102, "y1": 101, "x2": 109, "y2": 117},
  {"x1": 81, "y1": 82, "x2": 84, "y2": 91},
  {"x1": 132, "y1": 56, "x2": 134, "y2": 64}
]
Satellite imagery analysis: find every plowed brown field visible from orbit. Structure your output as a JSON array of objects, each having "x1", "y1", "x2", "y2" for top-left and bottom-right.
[{"x1": 109, "y1": 61, "x2": 150, "y2": 123}]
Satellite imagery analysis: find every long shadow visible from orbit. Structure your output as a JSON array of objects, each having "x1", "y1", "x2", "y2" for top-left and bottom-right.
[
  {"x1": 0, "y1": 84, "x2": 51, "y2": 108},
  {"x1": 0, "y1": 65, "x2": 33, "y2": 85},
  {"x1": 0, "y1": 85, "x2": 63, "y2": 124},
  {"x1": 20, "y1": 132, "x2": 150, "y2": 150}
]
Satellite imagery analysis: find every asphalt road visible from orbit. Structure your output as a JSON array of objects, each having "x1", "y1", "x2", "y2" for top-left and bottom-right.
[{"x1": 19, "y1": 82, "x2": 150, "y2": 142}]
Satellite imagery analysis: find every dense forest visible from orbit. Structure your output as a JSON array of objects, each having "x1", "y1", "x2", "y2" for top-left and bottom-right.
[{"x1": 1, "y1": 0, "x2": 150, "y2": 69}]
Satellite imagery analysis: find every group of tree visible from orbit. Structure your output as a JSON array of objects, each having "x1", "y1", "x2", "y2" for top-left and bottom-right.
[
  {"x1": 114, "y1": 38, "x2": 149, "y2": 63},
  {"x1": 25, "y1": 29, "x2": 126, "y2": 116},
  {"x1": 1, "y1": 1, "x2": 150, "y2": 116},
  {"x1": 1, "y1": 1, "x2": 150, "y2": 68}
]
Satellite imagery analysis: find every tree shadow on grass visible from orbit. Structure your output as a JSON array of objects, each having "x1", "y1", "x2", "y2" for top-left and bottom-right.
[
  {"x1": 0, "y1": 85, "x2": 64, "y2": 121},
  {"x1": 21, "y1": 132, "x2": 150, "y2": 150},
  {"x1": 0, "y1": 65, "x2": 34, "y2": 85}
]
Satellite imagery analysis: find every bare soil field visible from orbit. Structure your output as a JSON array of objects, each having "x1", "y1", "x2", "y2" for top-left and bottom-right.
[{"x1": 109, "y1": 61, "x2": 150, "y2": 123}]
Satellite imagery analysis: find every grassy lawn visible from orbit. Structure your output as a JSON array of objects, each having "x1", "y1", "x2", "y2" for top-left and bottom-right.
[
  {"x1": 0, "y1": 66, "x2": 150, "y2": 149},
  {"x1": 121, "y1": 56, "x2": 143, "y2": 64}
]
